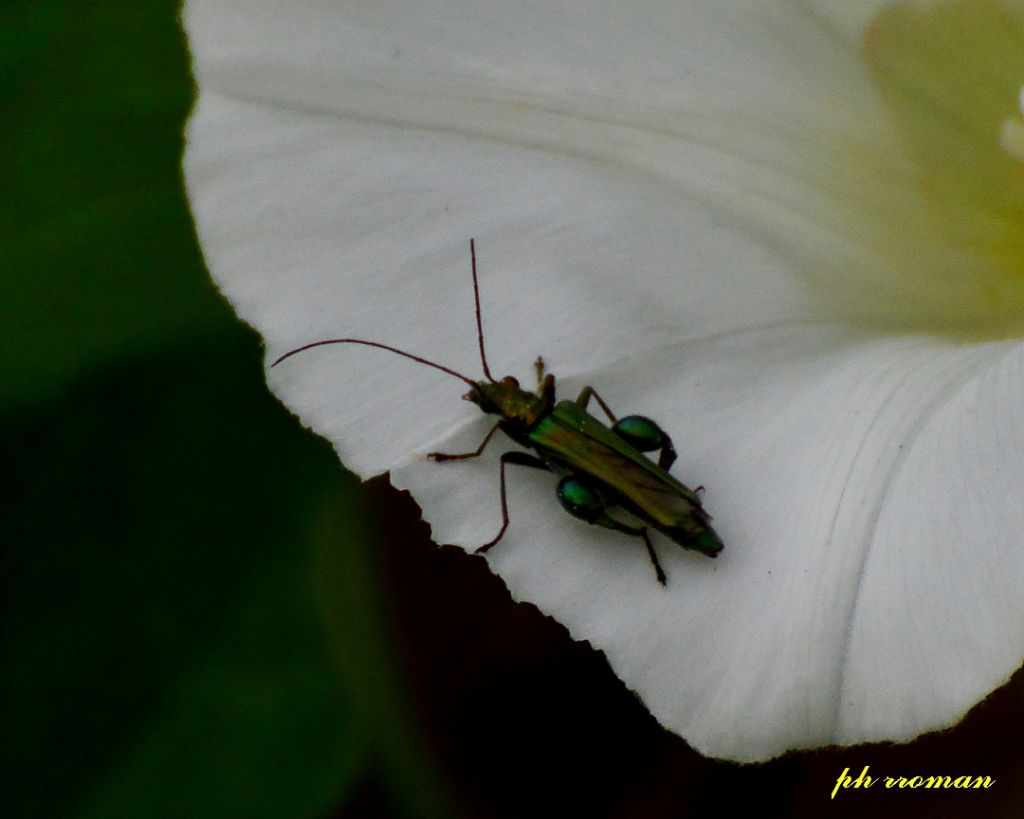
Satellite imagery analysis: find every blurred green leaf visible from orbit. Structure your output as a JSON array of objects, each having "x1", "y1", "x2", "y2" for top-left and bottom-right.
[
  {"x1": 0, "y1": 0, "x2": 229, "y2": 407},
  {"x1": 3, "y1": 1, "x2": 457, "y2": 816},
  {"x1": 1, "y1": 335, "x2": 364, "y2": 819},
  {"x1": 314, "y1": 497, "x2": 458, "y2": 819},
  {"x1": 76, "y1": 554, "x2": 365, "y2": 819}
]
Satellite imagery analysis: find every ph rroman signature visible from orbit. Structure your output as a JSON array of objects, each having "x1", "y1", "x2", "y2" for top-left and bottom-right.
[{"x1": 831, "y1": 766, "x2": 995, "y2": 799}]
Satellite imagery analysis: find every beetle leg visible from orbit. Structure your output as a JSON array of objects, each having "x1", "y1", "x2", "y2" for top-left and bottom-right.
[
  {"x1": 476, "y1": 451, "x2": 549, "y2": 553},
  {"x1": 574, "y1": 386, "x2": 618, "y2": 423},
  {"x1": 656, "y1": 434, "x2": 677, "y2": 471},
  {"x1": 610, "y1": 415, "x2": 678, "y2": 471},
  {"x1": 428, "y1": 422, "x2": 501, "y2": 461},
  {"x1": 591, "y1": 514, "x2": 667, "y2": 586},
  {"x1": 532, "y1": 357, "x2": 557, "y2": 404},
  {"x1": 638, "y1": 528, "x2": 668, "y2": 586}
]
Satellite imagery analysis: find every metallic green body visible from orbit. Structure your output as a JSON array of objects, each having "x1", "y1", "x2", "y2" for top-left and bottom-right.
[
  {"x1": 470, "y1": 373, "x2": 722, "y2": 558},
  {"x1": 528, "y1": 401, "x2": 720, "y2": 553}
]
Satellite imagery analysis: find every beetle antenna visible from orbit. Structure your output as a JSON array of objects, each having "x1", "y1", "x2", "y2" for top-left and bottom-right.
[
  {"x1": 470, "y1": 239, "x2": 496, "y2": 383},
  {"x1": 270, "y1": 338, "x2": 479, "y2": 387}
]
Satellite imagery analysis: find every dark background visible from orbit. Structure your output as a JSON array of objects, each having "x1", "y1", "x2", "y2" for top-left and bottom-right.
[{"x1": 3, "y1": 2, "x2": 1022, "y2": 816}]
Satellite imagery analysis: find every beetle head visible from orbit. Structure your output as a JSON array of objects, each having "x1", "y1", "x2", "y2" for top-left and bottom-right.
[{"x1": 463, "y1": 376, "x2": 519, "y2": 414}]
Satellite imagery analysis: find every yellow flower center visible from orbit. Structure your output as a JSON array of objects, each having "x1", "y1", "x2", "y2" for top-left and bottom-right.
[{"x1": 814, "y1": 0, "x2": 1024, "y2": 339}]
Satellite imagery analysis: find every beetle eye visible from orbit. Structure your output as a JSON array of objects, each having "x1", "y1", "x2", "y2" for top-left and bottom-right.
[{"x1": 501, "y1": 376, "x2": 519, "y2": 387}]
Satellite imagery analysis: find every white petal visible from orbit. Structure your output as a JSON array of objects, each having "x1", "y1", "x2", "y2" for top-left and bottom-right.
[
  {"x1": 184, "y1": 0, "x2": 881, "y2": 474},
  {"x1": 183, "y1": 0, "x2": 1024, "y2": 761},
  {"x1": 185, "y1": 95, "x2": 818, "y2": 476},
  {"x1": 185, "y1": 0, "x2": 897, "y2": 284},
  {"x1": 395, "y1": 328, "x2": 1024, "y2": 760},
  {"x1": 838, "y1": 340, "x2": 1024, "y2": 742}
]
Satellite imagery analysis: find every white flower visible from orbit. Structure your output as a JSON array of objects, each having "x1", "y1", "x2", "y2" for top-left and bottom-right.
[{"x1": 182, "y1": 0, "x2": 1024, "y2": 761}]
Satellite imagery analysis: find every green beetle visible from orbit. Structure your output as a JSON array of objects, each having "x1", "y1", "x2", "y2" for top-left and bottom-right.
[{"x1": 273, "y1": 240, "x2": 722, "y2": 584}]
